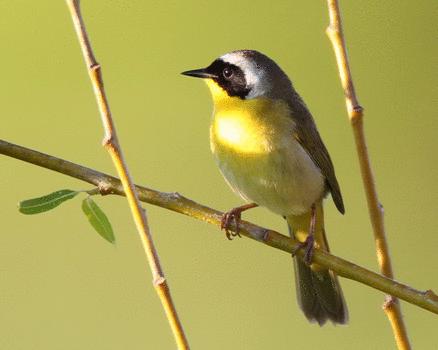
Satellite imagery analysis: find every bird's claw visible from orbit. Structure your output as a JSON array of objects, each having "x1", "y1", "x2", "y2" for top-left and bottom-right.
[
  {"x1": 292, "y1": 234, "x2": 315, "y2": 265},
  {"x1": 221, "y1": 208, "x2": 242, "y2": 240}
]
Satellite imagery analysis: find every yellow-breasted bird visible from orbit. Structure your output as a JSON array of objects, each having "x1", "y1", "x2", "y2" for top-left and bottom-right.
[{"x1": 182, "y1": 49, "x2": 348, "y2": 325}]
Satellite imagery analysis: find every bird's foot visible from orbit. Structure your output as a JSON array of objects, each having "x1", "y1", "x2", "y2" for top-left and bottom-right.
[
  {"x1": 292, "y1": 204, "x2": 316, "y2": 264},
  {"x1": 292, "y1": 234, "x2": 315, "y2": 265},
  {"x1": 221, "y1": 203, "x2": 258, "y2": 240}
]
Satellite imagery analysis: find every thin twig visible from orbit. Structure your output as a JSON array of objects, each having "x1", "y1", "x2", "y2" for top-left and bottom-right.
[
  {"x1": 2, "y1": 139, "x2": 438, "y2": 315},
  {"x1": 65, "y1": 1, "x2": 189, "y2": 349},
  {"x1": 325, "y1": 1, "x2": 411, "y2": 348}
]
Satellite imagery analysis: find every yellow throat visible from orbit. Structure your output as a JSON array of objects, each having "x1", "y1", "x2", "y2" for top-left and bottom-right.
[{"x1": 206, "y1": 79, "x2": 292, "y2": 156}]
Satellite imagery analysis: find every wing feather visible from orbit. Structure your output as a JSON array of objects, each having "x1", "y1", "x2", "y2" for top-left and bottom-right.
[{"x1": 288, "y1": 94, "x2": 345, "y2": 214}]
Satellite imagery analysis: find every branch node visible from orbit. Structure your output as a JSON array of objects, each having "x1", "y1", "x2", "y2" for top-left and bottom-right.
[
  {"x1": 325, "y1": 25, "x2": 337, "y2": 38},
  {"x1": 90, "y1": 62, "x2": 101, "y2": 71},
  {"x1": 383, "y1": 295, "x2": 398, "y2": 310},
  {"x1": 170, "y1": 192, "x2": 183, "y2": 200},
  {"x1": 262, "y1": 229, "x2": 270, "y2": 242},
  {"x1": 154, "y1": 276, "x2": 166, "y2": 286},
  {"x1": 350, "y1": 107, "x2": 364, "y2": 123},
  {"x1": 424, "y1": 289, "x2": 438, "y2": 302},
  {"x1": 97, "y1": 181, "x2": 112, "y2": 196},
  {"x1": 102, "y1": 135, "x2": 116, "y2": 149},
  {"x1": 246, "y1": 227, "x2": 270, "y2": 242},
  {"x1": 353, "y1": 104, "x2": 364, "y2": 113},
  {"x1": 379, "y1": 202, "x2": 385, "y2": 215}
]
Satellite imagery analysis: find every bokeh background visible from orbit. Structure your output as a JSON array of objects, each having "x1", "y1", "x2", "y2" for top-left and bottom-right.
[{"x1": 1, "y1": 1, "x2": 437, "y2": 349}]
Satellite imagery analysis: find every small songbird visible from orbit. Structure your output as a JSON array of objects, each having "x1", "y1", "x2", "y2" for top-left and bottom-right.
[{"x1": 182, "y1": 49, "x2": 348, "y2": 325}]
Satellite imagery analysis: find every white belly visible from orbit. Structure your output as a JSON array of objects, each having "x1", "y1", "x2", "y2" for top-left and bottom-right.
[{"x1": 210, "y1": 100, "x2": 325, "y2": 216}]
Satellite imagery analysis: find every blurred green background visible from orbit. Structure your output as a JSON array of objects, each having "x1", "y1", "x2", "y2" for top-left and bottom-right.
[{"x1": 1, "y1": 1, "x2": 437, "y2": 349}]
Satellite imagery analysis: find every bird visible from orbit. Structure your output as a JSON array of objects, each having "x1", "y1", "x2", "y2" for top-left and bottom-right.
[{"x1": 182, "y1": 49, "x2": 348, "y2": 325}]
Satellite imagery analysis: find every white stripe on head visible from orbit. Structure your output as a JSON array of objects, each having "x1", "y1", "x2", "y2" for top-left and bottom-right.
[{"x1": 220, "y1": 51, "x2": 272, "y2": 99}]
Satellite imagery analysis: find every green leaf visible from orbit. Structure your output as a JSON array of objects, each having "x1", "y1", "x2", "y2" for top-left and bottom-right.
[
  {"x1": 81, "y1": 197, "x2": 115, "y2": 244},
  {"x1": 19, "y1": 189, "x2": 79, "y2": 215}
]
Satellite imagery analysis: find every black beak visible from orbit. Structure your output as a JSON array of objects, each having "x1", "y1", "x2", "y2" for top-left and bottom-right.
[{"x1": 181, "y1": 68, "x2": 217, "y2": 79}]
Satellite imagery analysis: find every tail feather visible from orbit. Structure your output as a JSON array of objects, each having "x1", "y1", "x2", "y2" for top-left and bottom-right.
[
  {"x1": 293, "y1": 254, "x2": 348, "y2": 325},
  {"x1": 286, "y1": 204, "x2": 348, "y2": 325}
]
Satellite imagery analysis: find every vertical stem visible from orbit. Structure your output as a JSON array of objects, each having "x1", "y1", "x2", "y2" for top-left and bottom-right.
[
  {"x1": 65, "y1": 1, "x2": 189, "y2": 349},
  {"x1": 325, "y1": 1, "x2": 411, "y2": 349}
]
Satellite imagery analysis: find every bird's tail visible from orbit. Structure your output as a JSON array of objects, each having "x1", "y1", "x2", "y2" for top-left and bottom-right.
[{"x1": 286, "y1": 202, "x2": 348, "y2": 325}]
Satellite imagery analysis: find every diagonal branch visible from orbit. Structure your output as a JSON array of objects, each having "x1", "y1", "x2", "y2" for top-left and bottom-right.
[
  {"x1": 65, "y1": 1, "x2": 189, "y2": 348},
  {"x1": 325, "y1": 1, "x2": 411, "y2": 349},
  {"x1": 2, "y1": 138, "x2": 438, "y2": 316}
]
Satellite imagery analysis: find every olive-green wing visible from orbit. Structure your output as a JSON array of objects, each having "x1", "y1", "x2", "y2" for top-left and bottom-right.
[{"x1": 290, "y1": 100, "x2": 345, "y2": 214}]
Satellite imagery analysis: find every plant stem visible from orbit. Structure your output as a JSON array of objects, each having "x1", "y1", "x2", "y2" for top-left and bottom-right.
[
  {"x1": 65, "y1": 1, "x2": 189, "y2": 349},
  {"x1": 325, "y1": 1, "x2": 411, "y2": 348},
  {"x1": 2, "y1": 138, "x2": 438, "y2": 316}
]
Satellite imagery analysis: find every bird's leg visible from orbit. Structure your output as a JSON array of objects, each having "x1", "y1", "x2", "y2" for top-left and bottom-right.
[
  {"x1": 221, "y1": 203, "x2": 258, "y2": 240},
  {"x1": 292, "y1": 204, "x2": 317, "y2": 264}
]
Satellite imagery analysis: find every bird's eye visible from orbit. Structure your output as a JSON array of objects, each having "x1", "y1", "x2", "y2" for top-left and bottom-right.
[{"x1": 223, "y1": 67, "x2": 233, "y2": 79}]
